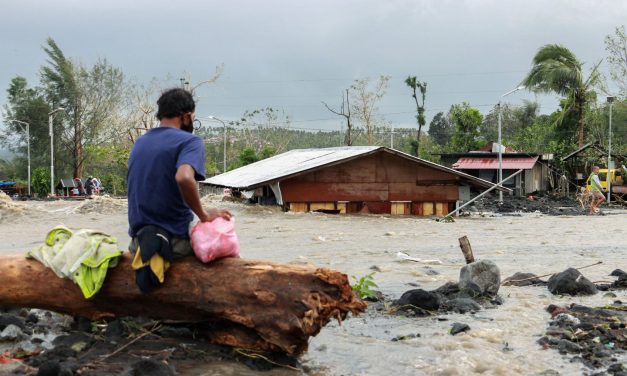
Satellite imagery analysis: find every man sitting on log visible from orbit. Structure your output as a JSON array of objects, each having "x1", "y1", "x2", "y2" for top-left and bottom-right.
[{"x1": 127, "y1": 88, "x2": 231, "y2": 284}]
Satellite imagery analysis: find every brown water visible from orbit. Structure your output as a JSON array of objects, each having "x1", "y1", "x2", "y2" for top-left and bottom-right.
[{"x1": 1, "y1": 200, "x2": 626, "y2": 375}]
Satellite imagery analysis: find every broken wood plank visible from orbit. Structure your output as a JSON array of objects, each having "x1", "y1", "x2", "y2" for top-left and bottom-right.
[
  {"x1": 0, "y1": 254, "x2": 366, "y2": 355},
  {"x1": 458, "y1": 236, "x2": 475, "y2": 264}
]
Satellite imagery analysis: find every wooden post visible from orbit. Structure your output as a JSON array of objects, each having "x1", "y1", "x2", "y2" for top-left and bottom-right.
[{"x1": 458, "y1": 236, "x2": 475, "y2": 264}]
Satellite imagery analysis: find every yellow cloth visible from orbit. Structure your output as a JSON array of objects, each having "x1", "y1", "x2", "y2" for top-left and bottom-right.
[{"x1": 131, "y1": 247, "x2": 170, "y2": 283}]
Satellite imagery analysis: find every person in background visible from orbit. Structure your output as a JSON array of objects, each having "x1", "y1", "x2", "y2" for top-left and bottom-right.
[
  {"x1": 84, "y1": 176, "x2": 95, "y2": 196},
  {"x1": 589, "y1": 166, "x2": 605, "y2": 215},
  {"x1": 74, "y1": 178, "x2": 86, "y2": 196}
]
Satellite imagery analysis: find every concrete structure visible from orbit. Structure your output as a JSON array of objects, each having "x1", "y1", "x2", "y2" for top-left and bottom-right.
[{"x1": 201, "y1": 146, "x2": 508, "y2": 216}]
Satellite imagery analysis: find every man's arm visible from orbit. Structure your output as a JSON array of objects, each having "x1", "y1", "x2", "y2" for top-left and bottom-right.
[{"x1": 175, "y1": 164, "x2": 232, "y2": 222}]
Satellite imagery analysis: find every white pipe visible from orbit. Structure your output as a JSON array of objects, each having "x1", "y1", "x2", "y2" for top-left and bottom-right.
[{"x1": 445, "y1": 169, "x2": 523, "y2": 217}]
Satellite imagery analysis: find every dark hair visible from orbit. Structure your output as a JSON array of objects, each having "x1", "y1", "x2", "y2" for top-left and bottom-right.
[{"x1": 156, "y1": 88, "x2": 195, "y2": 120}]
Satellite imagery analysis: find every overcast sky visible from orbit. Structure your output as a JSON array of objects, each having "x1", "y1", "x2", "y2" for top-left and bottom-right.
[{"x1": 1, "y1": 0, "x2": 625, "y2": 134}]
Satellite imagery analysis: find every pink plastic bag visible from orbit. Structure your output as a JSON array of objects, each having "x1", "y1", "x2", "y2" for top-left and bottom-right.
[{"x1": 191, "y1": 218, "x2": 241, "y2": 263}]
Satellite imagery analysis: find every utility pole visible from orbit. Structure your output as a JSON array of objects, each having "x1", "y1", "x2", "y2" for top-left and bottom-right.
[
  {"x1": 48, "y1": 108, "x2": 64, "y2": 196},
  {"x1": 209, "y1": 116, "x2": 227, "y2": 173},
  {"x1": 607, "y1": 96, "x2": 615, "y2": 202},
  {"x1": 498, "y1": 85, "x2": 525, "y2": 203}
]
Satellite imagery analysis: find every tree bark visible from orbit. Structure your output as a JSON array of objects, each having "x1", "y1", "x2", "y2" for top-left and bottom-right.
[{"x1": 0, "y1": 254, "x2": 366, "y2": 355}]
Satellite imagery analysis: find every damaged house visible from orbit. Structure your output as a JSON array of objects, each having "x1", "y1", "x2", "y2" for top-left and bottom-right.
[
  {"x1": 437, "y1": 142, "x2": 553, "y2": 196},
  {"x1": 201, "y1": 146, "x2": 509, "y2": 216}
]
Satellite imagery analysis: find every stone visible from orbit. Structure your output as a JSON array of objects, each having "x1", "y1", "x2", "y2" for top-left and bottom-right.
[
  {"x1": 0, "y1": 314, "x2": 26, "y2": 331},
  {"x1": 450, "y1": 323, "x2": 470, "y2": 335},
  {"x1": 36, "y1": 361, "x2": 73, "y2": 376},
  {"x1": 547, "y1": 268, "x2": 598, "y2": 296},
  {"x1": 459, "y1": 260, "x2": 501, "y2": 297},
  {"x1": 557, "y1": 339, "x2": 582, "y2": 353},
  {"x1": 127, "y1": 359, "x2": 175, "y2": 376},
  {"x1": 609, "y1": 269, "x2": 626, "y2": 278},
  {"x1": 395, "y1": 289, "x2": 441, "y2": 311},
  {"x1": 502, "y1": 272, "x2": 547, "y2": 286},
  {"x1": 105, "y1": 319, "x2": 126, "y2": 340},
  {"x1": 0, "y1": 324, "x2": 25, "y2": 341},
  {"x1": 443, "y1": 298, "x2": 481, "y2": 314}
]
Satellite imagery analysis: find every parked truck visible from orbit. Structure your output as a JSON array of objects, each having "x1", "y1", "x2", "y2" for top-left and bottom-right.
[{"x1": 586, "y1": 166, "x2": 627, "y2": 197}]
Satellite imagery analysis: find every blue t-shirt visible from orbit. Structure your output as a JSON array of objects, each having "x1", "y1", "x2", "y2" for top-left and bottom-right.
[{"x1": 127, "y1": 127, "x2": 206, "y2": 238}]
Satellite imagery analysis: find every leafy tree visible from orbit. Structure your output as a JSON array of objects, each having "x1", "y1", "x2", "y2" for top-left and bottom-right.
[
  {"x1": 31, "y1": 167, "x2": 50, "y2": 198},
  {"x1": 405, "y1": 76, "x2": 427, "y2": 155},
  {"x1": 522, "y1": 44, "x2": 601, "y2": 148},
  {"x1": 238, "y1": 147, "x2": 259, "y2": 166},
  {"x1": 40, "y1": 37, "x2": 128, "y2": 178},
  {"x1": 259, "y1": 145, "x2": 276, "y2": 159},
  {"x1": 1, "y1": 77, "x2": 52, "y2": 179},
  {"x1": 428, "y1": 112, "x2": 452, "y2": 146},
  {"x1": 480, "y1": 100, "x2": 539, "y2": 145},
  {"x1": 604, "y1": 26, "x2": 627, "y2": 97},
  {"x1": 350, "y1": 76, "x2": 390, "y2": 145},
  {"x1": 450, "y1": 103, "x2": 482, "y2": 152}
]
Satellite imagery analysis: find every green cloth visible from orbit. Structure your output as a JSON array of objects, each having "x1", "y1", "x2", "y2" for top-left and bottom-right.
[
  {"x1": 589, "y1": 172, "x2": 603, "y2": 192},
  {"x1": 27, "y1": 225, "x2": 122, "y2": 299}
]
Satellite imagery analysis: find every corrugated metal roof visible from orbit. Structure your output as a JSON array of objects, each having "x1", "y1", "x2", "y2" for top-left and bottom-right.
[
  {"x1": 202, "y1": 146, "x2": 510, "y2": 192},
  {"x1": 453, "y1": 156, "x2": 538, "y2": 170}
]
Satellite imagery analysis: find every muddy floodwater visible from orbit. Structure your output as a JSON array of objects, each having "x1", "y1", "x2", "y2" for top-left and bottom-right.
[{"x1": 1, "y1": 198, "x2": 626, "y2": 375}]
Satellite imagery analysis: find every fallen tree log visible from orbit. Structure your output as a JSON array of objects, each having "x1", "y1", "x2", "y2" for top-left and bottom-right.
[{"x1": 0, "y1": 254, "x2": 366, "y2": 355}]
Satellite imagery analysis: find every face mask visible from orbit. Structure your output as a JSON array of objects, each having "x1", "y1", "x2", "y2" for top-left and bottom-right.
[
  {"x1": 182, "y1": 122, "x2": 194, "y2": 133},
  {"x1": 181, "y1": 114, "x2": 194, "y2": 133}
]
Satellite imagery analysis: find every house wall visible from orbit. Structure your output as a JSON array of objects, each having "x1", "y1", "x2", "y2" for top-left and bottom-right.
[
  {"x1": 280, "y1": 152, "x2": 461, "y2": 216},
  {"x1": 524, "y1": 163, "x2": 548, "y2": 194}
]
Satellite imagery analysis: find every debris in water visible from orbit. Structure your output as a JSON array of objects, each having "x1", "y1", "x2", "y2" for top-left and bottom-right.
[
  {"x1": 73, "y1": 195, "x2": 128, "y2": 214},
  {"x1": 450, "y1": 323, "x2": 470, "y2": 335}
]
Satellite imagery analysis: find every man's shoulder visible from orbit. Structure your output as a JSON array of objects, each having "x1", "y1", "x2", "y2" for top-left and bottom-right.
[{"x1": 137, "y1": 127, "x2": 201, "y2": 144}]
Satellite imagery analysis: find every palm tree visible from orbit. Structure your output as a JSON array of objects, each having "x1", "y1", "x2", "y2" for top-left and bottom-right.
[{"x1": 522, "y1": 44, "x2": 600, "y2": 147}]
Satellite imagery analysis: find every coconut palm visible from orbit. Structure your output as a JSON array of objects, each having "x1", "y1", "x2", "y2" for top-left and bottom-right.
[{"x1": 522, "y1": 44, "x2": 600, "y2": 147}]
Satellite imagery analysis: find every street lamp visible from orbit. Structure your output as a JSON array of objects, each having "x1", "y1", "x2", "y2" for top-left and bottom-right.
[
  {"x1": 607, "y1": 96, "x2": 615, "y2": 203},
  {"x1": 6, "y1": 120, "x2": 31, "y2": 196},
  {"x1": 48, "y1": 108, "x2": 64, "y2": 196},
  {"x1": 497, "y1": 85, "x2": 525, "y2": 203},
  {"x1": 208, "y1": 116, "x2": 227, "y2": 173}
]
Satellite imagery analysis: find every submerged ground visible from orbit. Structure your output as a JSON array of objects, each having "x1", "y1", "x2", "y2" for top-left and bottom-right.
[{"x1": 0, "y1": 196, "x2": 626, "y2": 375}]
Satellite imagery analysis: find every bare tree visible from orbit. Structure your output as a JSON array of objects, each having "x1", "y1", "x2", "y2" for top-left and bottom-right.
[
  {"x1": 350, "y1": 76, "x2": 390, "y2": 145},
  {"x1": 322, "y1": 89, "x2": 353, "y2": 146},
  {"x1": 405, "y1": 76, "x2": 427, "y2": 156}
]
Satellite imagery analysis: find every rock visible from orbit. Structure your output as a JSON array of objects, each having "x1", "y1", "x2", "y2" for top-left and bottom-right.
[
  {"x1": 0, "y1": 314, "x2": 26, "y2": 331},
  {"x1": 552, "y1": 313, "x2": 581, "y2": 326},
  {"x1": 557, "y1": 339, "x2": 582, "y2": 353},
  {"x1": 450, "y1": 323, "x2": 470, "y2": 335},
  {"x1": 603, "y1": 292, "x2": 618, "y2": 298},
  {"x1": 547, "y1": 268, "x2": 597, "y2": 296},
  {"x1": 609, "y1": 269, "x2": 626, "y2": 278},
  {"x1": 391, "y1": 333, "x2": 420, "y2": 341},
  {"x1": 105, "y1": 319, "x2": 126, "y2": 340},
  {"x1": 459, "y1": 260, "x2": 501, "y2": 297},
  {"x1": 395, "y1": 289, "x2": 441, "y2": 311},
  {"x1": 443, "y1": 298, "x2": 481, "y2": 314},
  {"x1": 433, "y1": 282, "x2": 460, "y2": 297},
  {"x1": 0, "y1": 324, "x2": 25, "y2": 341},
  {"x1": 36, "y1": 361, "x2": 73, "y2": 376},
  {"x1": 126, "y1": 359, "x2": 175, "y2": 376},
  {"x1": 502, "y1": 272, "x2": 547, "y2": 286}
]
